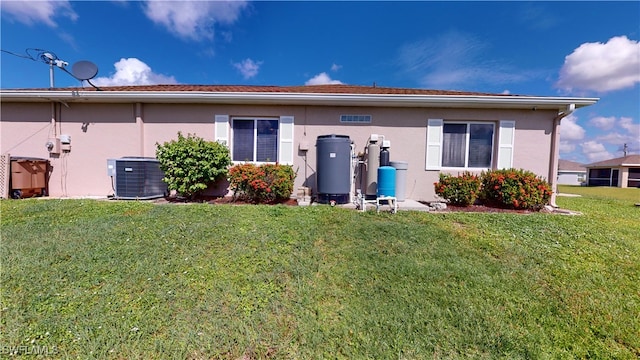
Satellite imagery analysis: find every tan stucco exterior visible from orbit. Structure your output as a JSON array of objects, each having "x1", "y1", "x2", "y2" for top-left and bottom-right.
[
  {"x1": 0, "y1": 85, "x2": 598, "y2": 202},
  {"x1": 1, "y1": 101, "x2": 557, "y2": 200}
]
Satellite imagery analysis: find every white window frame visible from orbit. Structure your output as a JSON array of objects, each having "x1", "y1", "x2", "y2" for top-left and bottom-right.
[
  {"x1": 442, "y1": 121, "x2": 495, "y2": 170},
  {"x1": 215, "y1": 115, "x2": 229, "y2": 145},
  {"x1": 427, "y1": 119, "x2": 511, "y2": 171},
  {"x1": 496, "y1": 120, "x2": 515, "y2": 169},
  {"x1": 225, "y1": 115, "x2": 294, "y2": 165}
]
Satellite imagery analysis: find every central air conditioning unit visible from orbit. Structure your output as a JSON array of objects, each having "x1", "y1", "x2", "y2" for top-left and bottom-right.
[{"x1": 107, "y1": 157, "x2": 167, "y2": 199}]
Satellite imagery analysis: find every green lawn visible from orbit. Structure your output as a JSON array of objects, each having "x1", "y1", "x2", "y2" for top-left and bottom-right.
[
  {"x1": 558, "y1": 184, "x2": 640, "y2": 202},
  {"x1": 1, "y1": 190, "x2": 639, "y2": 359}
]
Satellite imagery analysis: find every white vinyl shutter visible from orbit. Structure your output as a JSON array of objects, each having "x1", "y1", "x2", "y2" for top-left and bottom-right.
[
  {"x1": 426, "y1": 119, "x2": 443, "y2": 170},
  {"x1": 497, "y1": 120, "x2": 515, "y2": 169},
  {"x1": 278, "y1": 116, "x2": 294, "y2": 165},
  {"x1": 214, "y1": 115, "x2": 229, "y2": 145}
]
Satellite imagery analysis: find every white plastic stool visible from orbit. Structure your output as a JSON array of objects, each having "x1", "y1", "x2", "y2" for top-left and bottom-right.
[{"x1": 376, "y1": 196, "x2": 397, "y2": 213}]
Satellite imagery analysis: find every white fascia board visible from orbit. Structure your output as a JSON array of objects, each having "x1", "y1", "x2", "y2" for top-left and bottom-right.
[{"x1": 0, "y1": 89, "x2": 599, "y2": 110}]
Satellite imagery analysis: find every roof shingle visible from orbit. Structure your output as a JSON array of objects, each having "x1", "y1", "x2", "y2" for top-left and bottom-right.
[
  {"x1": 585, "y1": 155, "x2": 640, "y2": 167},
  {"x1": 558, "y1": 159, "x2": 586, "y2": 172},
  {"x1": 44, "y1": 84, "x2": 515, "y2": 96}
]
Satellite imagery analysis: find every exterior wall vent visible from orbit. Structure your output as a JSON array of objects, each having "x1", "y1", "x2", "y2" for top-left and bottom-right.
[
  {"x1": 340, "y1": 115, "x2": 371, "y2": 124},
  {"x1": 107, "y1": 157, "x2": 167, "y2": 200}
]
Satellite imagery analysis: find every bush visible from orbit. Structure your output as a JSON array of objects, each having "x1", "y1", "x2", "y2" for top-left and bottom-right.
[
  {"x1": 228, "y1": 163, "x2": 296, "y2": 203},
  {"x1": 479, "y1": 168, "x2": 552, "y2": 210},
  {"x1": 156, "y1": 132, "x2": 231, "y2": 199},
  {"x1": 434, "y1": 172, "x2": 481, "y2": 206}
]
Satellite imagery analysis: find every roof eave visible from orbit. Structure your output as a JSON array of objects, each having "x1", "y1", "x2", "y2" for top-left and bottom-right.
[
  {"x1": 0, "y1": 90, "x2": 599, "y2": 110},
  {"x1": 586, "y1": 163, "x2": 640, "y2": 168}
]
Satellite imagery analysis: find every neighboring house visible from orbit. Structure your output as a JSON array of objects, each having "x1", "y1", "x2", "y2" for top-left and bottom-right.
[
  {"x1": 557, "y1": 159, "x2": 587, "y2": 186},
  {"x1": 585, "y1": 155, "x2": 640, "y2": 188},
  {"x1": 1, "y1": 84, "x2": 598, "y2": 205}
]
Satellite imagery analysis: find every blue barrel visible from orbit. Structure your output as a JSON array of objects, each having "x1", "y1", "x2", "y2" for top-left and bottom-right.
[{"x1": 377, "y1": 166, "x2": 396, "y2": 197}]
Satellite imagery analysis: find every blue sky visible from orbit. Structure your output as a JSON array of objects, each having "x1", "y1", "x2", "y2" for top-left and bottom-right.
[{"x1": 1, "y1": 1, "x2": 639, "y2": 164}]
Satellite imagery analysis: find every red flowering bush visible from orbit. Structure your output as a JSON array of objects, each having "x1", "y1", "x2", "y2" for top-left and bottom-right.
[
  {"x1": 434, "y1": 172, "x2": 481, "y2": 206},
  {"x1": 479, "y1": 169, "x2": 552, "y2": 210},
  {"x1": 228, "y1": 163, "x2": 296, "y2": 203}
]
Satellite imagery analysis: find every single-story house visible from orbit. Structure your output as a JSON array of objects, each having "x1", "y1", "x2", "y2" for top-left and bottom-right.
[
  {"x1": 585, "y1": 155, "x2": 640, "y2": 188},
  {"x1": 557, "y1": 159, "x2": 587, "y2": 186},
  {"x1": 1, "y1": 84, "x2": 598, "y2": 205}
]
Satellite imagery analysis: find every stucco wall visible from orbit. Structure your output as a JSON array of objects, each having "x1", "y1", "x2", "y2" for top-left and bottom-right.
[{"x1": 1, "y1": 101, "x2": 556, "y2": 201}]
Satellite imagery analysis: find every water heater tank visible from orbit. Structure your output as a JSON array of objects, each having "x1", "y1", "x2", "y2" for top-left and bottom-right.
[{"x1": 316, "y1": 135, "x2": 351, "y2": 204}]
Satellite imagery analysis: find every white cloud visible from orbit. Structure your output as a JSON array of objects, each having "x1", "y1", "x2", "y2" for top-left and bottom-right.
[
  {"x1": 559, "y1": 115, "x2": 585, "y2": 141},
  {"x1": 588, "y1": 116, "x2": 616, "y2": 130},
  {"x1": 305, "y1": 72, "x2": 343, "y2": 85},
  {"x1": 559, "y1": 114, "x2": 586, "y2": 155},
  {"x1": 92, "y1": 58, "x2": 178, "y2": 86},
  {"x1": 592, "y1": 116, "x2": 640, "y2": 150},
  {"x1": 233, "y1": 58, "x2": 262, "y2": 79},
  {"x1": 557, "y1": 36, "x2": 640, "y2": 93},
  {"x1": 559, "y1": 141, "x2": 576, "y2": 154},
  {"x1": 1, "y1": 0, "x2": 77, "y2": 27},
  {"x1": 595, "y1": 132, "x2": 633, "y2": 146},
  {"x1": 619, "y1": 117, "x2": 640, "y2": 136},
  {"x1": 398, "y1": 31, "x2": 538, "y2": 89},
  {"x1": 143, "y1": 0, "x2": 248, "y2": 41},
  {"x1": 331, "y1": 63, "x2": 342, "y2": 72},
  {"x1": 581, "y1": 141, "x2": 614, "y2": 162}
]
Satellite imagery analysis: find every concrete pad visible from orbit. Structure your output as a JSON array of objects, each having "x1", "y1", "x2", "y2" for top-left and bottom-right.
[
  {"x1": 339, "y1": 198, "x2": 431, "y2": 212},
  {"x1": 557, "y1": 193, "x2": 582, "y2": 197},
  {"x1": 396, "y1": 199, "x2": 431, "y2": 211}
]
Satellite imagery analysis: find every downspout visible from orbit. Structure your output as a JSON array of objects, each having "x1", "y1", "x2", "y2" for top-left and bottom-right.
[
  {"x1": 50, "y1": 102, "x2": 57, "y2": 138},
  {"x1": 549, "y1": 103, "x2": 575, "y2": 207},
  {"x1": 135, "y1": 103, "x2": 144, "y2": 156}
]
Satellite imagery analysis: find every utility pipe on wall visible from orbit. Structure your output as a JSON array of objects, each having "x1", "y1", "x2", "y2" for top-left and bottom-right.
[
  {"x1": 135, "y1": 103, "x2": 144, "y2": 156},
  {"x1": 549, "y1": 103, "x2": 575, "y2": 207}
]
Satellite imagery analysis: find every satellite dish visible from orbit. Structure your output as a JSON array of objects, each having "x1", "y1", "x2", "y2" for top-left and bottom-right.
[{"x1": 71, "y1": 60, "x2": 98, "y2": 80}]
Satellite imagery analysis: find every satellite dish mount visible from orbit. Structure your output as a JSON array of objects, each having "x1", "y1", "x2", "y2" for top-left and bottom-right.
[{"x1": 0, "y1": 47, "x2": 100, "y2": 89}]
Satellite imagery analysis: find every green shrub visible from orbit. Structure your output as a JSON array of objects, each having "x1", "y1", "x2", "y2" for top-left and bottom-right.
[
  {"x1": 155, "y1": 132, "x2": 231, "y2": 199},
  {"x1": 229, "y1": 163, "x2": 296, "y2": 203},
  {"x1": 434, "y1": 172, "x2": 481, "y2": 206},
  {"x1": 480, "y1": 168, "x2": 552, "y2": 210}
]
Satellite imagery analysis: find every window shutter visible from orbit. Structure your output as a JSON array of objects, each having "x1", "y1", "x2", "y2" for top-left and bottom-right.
[
  {"x1": 497, "y1": 120, "x2": 515, "y2": 169},
  {"x1": 215, "y1": 115, "x2": 229, "y2": 145},
  {"x1": 426, "y1": 119, "x2": 443, "y2": 170},
  {"x1": 278, "y1": 116, "x2": 294, "y2": 165}
]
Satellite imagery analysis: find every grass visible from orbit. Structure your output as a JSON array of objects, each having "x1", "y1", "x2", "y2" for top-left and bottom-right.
[
  {"x1": 1, "y1": 188, "x2": 639, "y2": 359},
  {"x1": 558, "y1": 184, "x2": 640, "y2": 202}
]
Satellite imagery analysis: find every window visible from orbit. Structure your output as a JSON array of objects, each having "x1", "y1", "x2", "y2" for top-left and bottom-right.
[
  {"x1": 340, "y1": 114, "x2": 371, "y2": 123},
  {"x1": 441, "y1": 122, "x2": 494, "y2": 168},
  {"x1": 427, "y1": 119, "x2": 513, "y2": 170},
  {"x1": 216, "y1": 115, "x2": 294, "y2": 165},
  {"x1": 588, "y1": 168, "x2": 612, "y2": 186},
  {"x1": 232, "y1": 118, "x2": 279, "y2": 162},
  {"x1": 628, "y1": 168, "x2": 640, "y2": 188}
]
